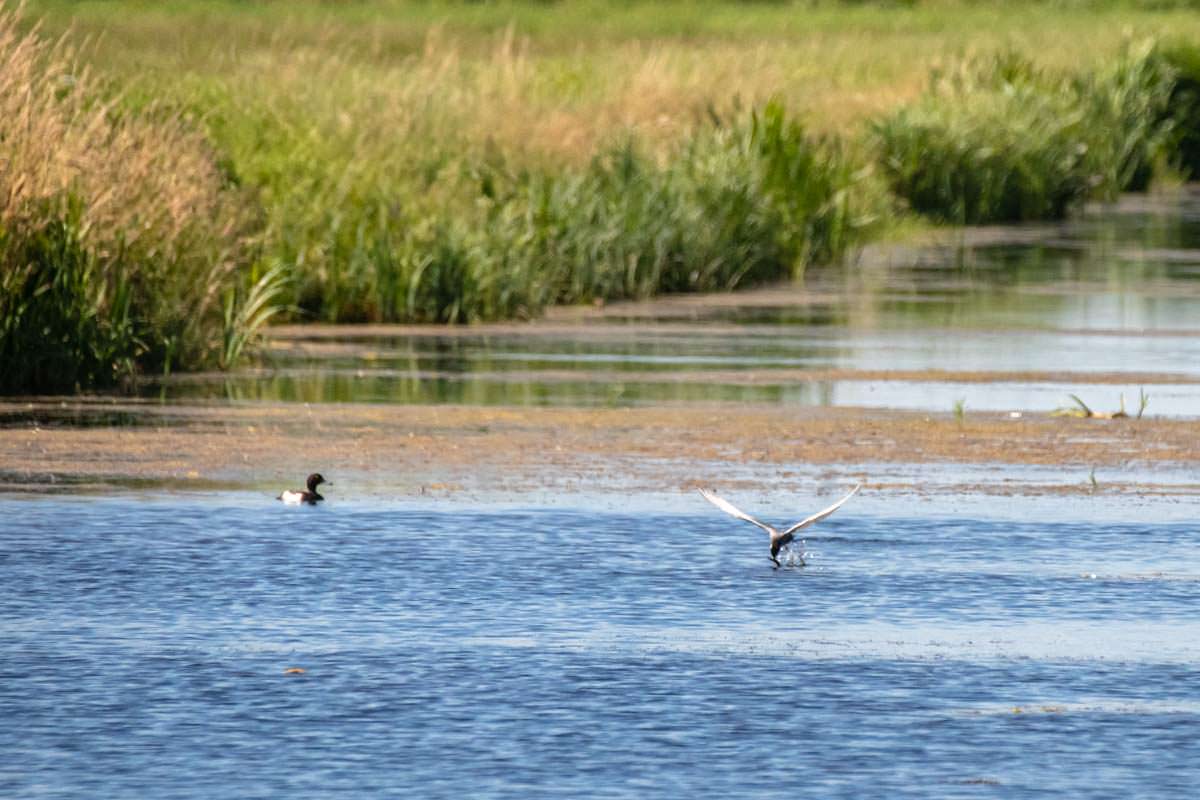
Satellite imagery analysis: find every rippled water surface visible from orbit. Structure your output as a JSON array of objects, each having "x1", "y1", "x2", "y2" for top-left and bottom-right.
[
  {"x1": 7, "y1": 195, "x2": 1200, "y2": 797},
  {"x1": 3, "y1": 496, "x2": 1199, "y2": 798}
]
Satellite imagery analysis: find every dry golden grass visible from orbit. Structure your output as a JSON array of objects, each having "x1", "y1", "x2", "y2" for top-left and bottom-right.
[
  {"x1": 1, "y1": 2, "x2": 260, "y2": 387},
  {"x1": 0, "y1": 4, "x2": 245, "y2": 289}
]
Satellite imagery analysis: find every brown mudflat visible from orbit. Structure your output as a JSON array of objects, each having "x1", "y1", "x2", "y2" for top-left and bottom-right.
[{"x1": 2, "y1": 399, "x2": 1198, "y2": 497}]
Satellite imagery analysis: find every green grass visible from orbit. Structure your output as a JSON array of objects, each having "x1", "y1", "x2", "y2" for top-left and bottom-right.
[
  {"x1": 25, "y1": 1, "x2": 1200, "y2": 137},
  {"x1": 274, "y1": 104, "x2": 887, "y2": 323},
  {"x1": 0, "y1": 207, "x2": 136, "y2": 393},
  {"x1": 1159, "y1": 41, "x2": 1200, "y2": 176},
  {"x1": 6, "y1": 1, "x2": 1200, "y2": 391},
  {"x1": 0, "y1": 6, "x2": 262, "y2": 392},
  {"x1": 871, "y1": 45, "x2": 1176, "y2": 223}
]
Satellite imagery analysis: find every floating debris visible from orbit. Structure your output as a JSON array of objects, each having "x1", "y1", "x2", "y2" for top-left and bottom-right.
[{"x1": 1011, "y1": 705, "x2": 1065, "y2": 714}]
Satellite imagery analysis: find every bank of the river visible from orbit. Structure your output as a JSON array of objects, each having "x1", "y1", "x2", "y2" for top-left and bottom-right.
[{"x1": 5, "y1": 1, "x2": 1200, "y2": 392}]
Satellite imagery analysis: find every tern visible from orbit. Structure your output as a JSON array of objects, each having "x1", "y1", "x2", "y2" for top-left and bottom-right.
[{"x1": 699, "y1": 484, "x2": 862, "y2": 567}]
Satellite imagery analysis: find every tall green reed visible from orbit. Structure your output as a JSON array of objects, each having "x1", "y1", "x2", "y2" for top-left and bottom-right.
[
  {"x1": 276, "y1": 103, "x2": 885, "y2": 324},
  {"x1": 0, "y1": 4, "x2": 260, "y2": 392},
  {"x1": 221, "y1": 261, "x2": 291, "y2": 370},
  {"x1": 871, "y1": 45, "x2": 1176, "y2": 224},
  {"x1": 1158, "y1": 41, "x2": 1200, "y2": 177},
  {"x1": 0, "y1": 206, "x2": 139, "y2": 392}
]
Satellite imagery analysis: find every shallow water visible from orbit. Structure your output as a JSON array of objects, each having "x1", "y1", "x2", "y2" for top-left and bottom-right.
[
  {"x1": 2, "y1": 495, "x2": 1198, "y2": 798},
  {"x1": 155, "y1": 191, "x2": 1200, "y2": 414},
  {"x1": 7, "y1": 195, "x2": 1200, "y2": 797},
  {"x1": 2, "y1": 496, "x2": 1200, "y2": 796}
]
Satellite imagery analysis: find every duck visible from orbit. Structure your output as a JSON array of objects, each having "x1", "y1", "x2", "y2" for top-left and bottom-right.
[
  {"x1": 277, "y1": 473, "x2": 330, "y2": 505},
  {"x1": 698, "y1": 484, "x2": 861, "y2": 567}
]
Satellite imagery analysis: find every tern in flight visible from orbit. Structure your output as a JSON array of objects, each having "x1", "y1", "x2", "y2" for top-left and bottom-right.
[{"x1": 699, "y1": 484, "x2": 862, "y2": 567}]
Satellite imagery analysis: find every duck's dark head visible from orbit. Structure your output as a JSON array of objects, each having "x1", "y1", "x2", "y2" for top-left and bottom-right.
[{"x1": 306, "y1": 473, "x2": 328, "y2": 492}]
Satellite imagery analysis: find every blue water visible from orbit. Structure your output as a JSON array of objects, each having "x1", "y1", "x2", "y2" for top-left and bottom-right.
[{"x1": 3, "y1": 496, "x2": 1199, "y2": 798}]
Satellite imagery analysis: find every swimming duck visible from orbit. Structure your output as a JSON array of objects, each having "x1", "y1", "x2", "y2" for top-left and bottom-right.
[
  {"x1": 699, "y1": 484, "x2": 861, "y2": 567},
  {"x1": 278, "y1": 473, "x2": 330, "y2": 505}
]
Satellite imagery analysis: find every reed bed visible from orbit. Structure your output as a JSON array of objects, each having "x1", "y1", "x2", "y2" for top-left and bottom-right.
[
  {"x1": 871, "y1": 45, "x2": 1176, "y2": 224},
  {"x1": 1160, "y1": 42, "x2": 1200, "y2": 177},
  {"x1": 6, "y1": 2, "x2": 1200, "y2": 391},
  {"x1": 280, "y1": 105, "x2": 886, "y2": 324},
  {"x1": 0, "y1": 5, "x2": 259, "y2": 392}
]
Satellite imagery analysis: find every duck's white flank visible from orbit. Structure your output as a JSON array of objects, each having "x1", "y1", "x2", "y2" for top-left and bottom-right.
[
  {"x1": 278, "y1": 490, "x2": 309, "y2": 505},
  {"x1": 276, "y1": 473, "x2": 329, "y2": 505}
]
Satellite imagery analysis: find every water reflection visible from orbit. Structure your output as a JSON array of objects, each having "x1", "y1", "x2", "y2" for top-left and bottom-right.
[{"x1": 151, "y1": 190, "x2": 1200, "y2": 412}]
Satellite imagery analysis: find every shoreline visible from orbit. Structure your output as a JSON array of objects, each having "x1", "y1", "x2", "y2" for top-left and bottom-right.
[{"x1": 3, "y1": 401, "x2": 1199, "y2": 498}]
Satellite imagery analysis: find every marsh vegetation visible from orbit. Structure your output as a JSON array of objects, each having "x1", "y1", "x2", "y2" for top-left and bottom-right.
[{"x1": 5, "y1": 1, "x2": 1200, "y2": 390}]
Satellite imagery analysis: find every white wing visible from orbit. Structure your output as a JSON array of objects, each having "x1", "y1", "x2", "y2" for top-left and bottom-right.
[
  {"x1": 780, "y1": 484, "x2": 862, "y2": 537},
  {"x1": 698, "y1": 489, "x2": 775, "y2": 536}
]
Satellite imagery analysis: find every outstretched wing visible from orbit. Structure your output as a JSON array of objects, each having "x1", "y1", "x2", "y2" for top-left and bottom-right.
[
  {"x1": 698, "y1": 489, "x2": 774, "y2": 536},
  {"x1": 780, "y1": 484, "x2": 862, "y2": 537}
]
